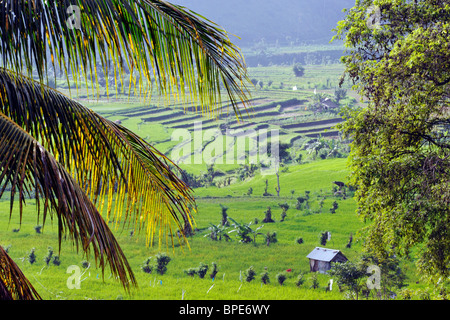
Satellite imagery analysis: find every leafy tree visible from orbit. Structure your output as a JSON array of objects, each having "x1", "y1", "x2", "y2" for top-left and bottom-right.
[
  {"x1": 0, "y1": 0, "x2": 251, "y2": 300},
  {"x1": 334, "y1": 0, "x2": 450, "y2": 281},
  {"x1": 334, "y1": 87, "x2": 347, "y2": 104},
  {"x1": 293, "y1": 64, "x2": 305, "y2": 77},
  {"x1": 329, "y1": 261, "x2": 366, "y2": 300},
  {"x1": 358, "y1": 254, "x2": 407, "y2": 300}
]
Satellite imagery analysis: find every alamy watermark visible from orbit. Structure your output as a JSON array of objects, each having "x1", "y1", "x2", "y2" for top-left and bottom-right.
[
  {"x1": 366, "y1": 265, "x2": 381, "y2": 290},
  {"x1": 366, "y1": 5, "x2": 382, "y2": 30},
  {"x1": 66, "y1": 5, "x2": 81, "y2": 30},
  {"x1": 170, "y1": 122, "x2": 280, "y2": 175},
  {"x1": 66, "y1": 265, "x2": 81, "y2": 289}
]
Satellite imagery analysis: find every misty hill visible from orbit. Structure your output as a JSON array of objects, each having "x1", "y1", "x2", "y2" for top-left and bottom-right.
[{"x1": 171, "y1": 0, "x2": 355, "y2": 47}]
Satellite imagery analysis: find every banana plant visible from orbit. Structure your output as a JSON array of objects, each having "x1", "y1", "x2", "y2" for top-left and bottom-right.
[
  {"x1": 228, "y1": 217, "x2": 264, "y2": 244},
  {"x1": 204, "y1": 223, "x2": 231, "y2": 242}
]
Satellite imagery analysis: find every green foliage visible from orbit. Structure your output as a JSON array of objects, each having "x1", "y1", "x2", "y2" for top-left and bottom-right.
[
  {"x1": 141, "y1": 258, "x2": 153, "y2": 274},
  {"x1": 329, "y1": 261, "x2": 365, "y2": 298},
  {"x1": 228, "y1": 217, "x2": 265, "y2": 243},
  {"x1": 154, "y1": 253, "x2": 172, "y2": 275},
  {"x1": 44, "y1": 247, "x2": 53, "y2": 266},
  {"x1": 141, "y1": 253, "x2": 171, "y2": 276},
  {"x1": 220, "y1": 204, "x2": 229, "y2": 227},
  {"x1": 335, "y1": 0, "x2": 450, "y2": 280},
  {"x1": 309, "y1": 273, "x2": 319, "y2": 289},
  {"x1": 28, "y1": 248, "x2": 36, "y2": 265},
  {"x1": 262, "y1": 207, "x2": 274, "y2": 223},
  {"x1": 52, "y1": 255, "x2": 61, "y2": 266},
  {"x1": 184, "y1": 268, "x2": 197, "y2": 277},
  {"x1": 276, "y1": 272, "x2": 287, "y2": 286},
  {"x1": 293, "y1": 64, "x2": 305, "y2": 77},
  {"x1": 319, "y1": 231, "x2": 328, "y2": 246},
  {"x1": 210, "y1": 262, "x2": 219, "y2": 280},
  {"x1": 260, "y1": 272, "x2": 270, "y2": 285},
  {"x1": 265, "y1": 231, "x2": 278, "y2": 246},
  {"x1": 296, "y1": 273, "x2": 306, "y2": 287},
  {"x1": 204, "y1": 223, "x2": 231, "y2": 242},
  {"x1": 245, "y1": 266, "x2": 257, "y2": 282},
  {"x1": 196, "y1": 262, "x2": 209, "y2": 279}
]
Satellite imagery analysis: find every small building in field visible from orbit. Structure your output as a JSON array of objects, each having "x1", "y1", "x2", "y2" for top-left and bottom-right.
[{"x1": 306, "y1": 247, "x2": 348, "y2": 274}]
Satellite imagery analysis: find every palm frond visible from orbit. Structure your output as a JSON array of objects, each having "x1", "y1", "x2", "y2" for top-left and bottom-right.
[
  {"x1": 0, "y1": 0, "x2": 251, "y2": 118},
  {"x1": 0, "y1": 111, "x2": 137, "y2": 291},
  {"x1": 0, "y1": 67, "x2": 196, "y2": 248},
  {"x1": 0, "y1": 245, "x2": 41, "y2": 300}
]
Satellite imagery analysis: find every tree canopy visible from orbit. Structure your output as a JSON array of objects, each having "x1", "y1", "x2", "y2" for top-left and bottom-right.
[{"x1": 335, "y1": 0, "x2": 450, "y2": 281}]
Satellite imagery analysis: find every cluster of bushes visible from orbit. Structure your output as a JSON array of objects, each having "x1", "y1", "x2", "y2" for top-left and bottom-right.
[
  {"x1": 243, "y1": 266, "x2": 324, "y2": 289},
  {"x1": 184, "y1": 262, "x2": 219, "y2": 279},
  {"x1": 141, "y1": 253, "x2": 172, "y2": 275},
  {"x1": 24, "y1": 247, "x2": 61, "y2": 266}
]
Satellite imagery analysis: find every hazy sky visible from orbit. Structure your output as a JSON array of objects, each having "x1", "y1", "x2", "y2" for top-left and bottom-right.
[{"x1": 170, "y1": 0, "x2": 355, "y2": 46}]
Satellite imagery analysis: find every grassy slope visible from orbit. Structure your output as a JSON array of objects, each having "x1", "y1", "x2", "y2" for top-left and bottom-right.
[
  {"x1": 0, "y1": 158, "x2": 366, "y2": 300},
  {"x1": 0, "y1": 62, "x2": 426, "y2": 300}
]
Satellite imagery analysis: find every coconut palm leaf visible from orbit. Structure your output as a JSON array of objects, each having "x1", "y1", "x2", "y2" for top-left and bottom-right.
[
  {"x1": 0, "y1": 111, "x2": 137, "y2": 290},
  {"x1": 0, "y1": 245, "x2": 41, "y2": 300},
  {"x1": 0, "y1": 67, "x2": 195, "y2": 248},
  {"x1": 0, "y1": 0, "x2": 251, "y2": 118}
]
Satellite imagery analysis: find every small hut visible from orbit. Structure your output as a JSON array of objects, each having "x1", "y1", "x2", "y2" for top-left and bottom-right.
[{"x1": 306, "y1": 247, "x2": 348, "y2": 274}]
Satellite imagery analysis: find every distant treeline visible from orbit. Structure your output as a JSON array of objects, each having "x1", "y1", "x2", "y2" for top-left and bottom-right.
[{"x1": 244, "y1": 50, "x2": 344, "y2": 67}]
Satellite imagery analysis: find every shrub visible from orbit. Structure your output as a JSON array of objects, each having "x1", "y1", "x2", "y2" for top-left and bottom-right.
[
  {"x1": 260, "y1": 272, "x2": 270, "y2": 285},
  {"x1": 265, "y1": 231, "x2": 278, "y2": 246},
  {"x1": 184, "y1": 268, "x2": 197, "y2": 277},
  {"x1": 52, "y1": 255, "x2": 61, "y2": 266},
  {"x1": 141, "y1": 258, "x2": 153, "y2": 274},
  {"x1": 245, "y1": 266, "x2": 257, "y2": 282},
  {"x1": 310, "y1": 273, "x2": 320, "y2": 289},
  {"x1": 154, "y1": 253, "x2": 171, "y2": 275},
  {"x1": 296, "y1": 237, "x2": 304, "y2": 245},
  {"x1": 44, "y1": 247, "x2": 53, "y2": 266},
  {"x1": 28, "y1": 248, "x2": 36, "y2": 265},
  {"x1": 293, "y1": 64, "x2": 305, "y2": 77},
  {"x1": 262, "y1": 207, "x2": 274, "y2": 223},
  {"x1": 196, "y1": 262, "x2": 209, "y2": 279},
  {"x1": 320, "y1": 231, "x2": 329, "y2": 246},
  {"x1": 276, "y1": 273, "x2": 287, "y2": 286},
  {"x1": 210, "y1": 262, "x2": 219, "y2": 280},
  {"x1": 296, "y1": 273, "x2": 305, "y2": 287}
]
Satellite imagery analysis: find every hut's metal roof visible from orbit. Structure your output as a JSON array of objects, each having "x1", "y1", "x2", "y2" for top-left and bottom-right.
[{"x1": 306, "y1": 247, "x2": 343, "y2": 262}]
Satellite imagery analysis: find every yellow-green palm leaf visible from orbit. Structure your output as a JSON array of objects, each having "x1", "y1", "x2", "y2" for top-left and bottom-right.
[
  {"x1": 0, "y1": 0, "x2": 251, "y2": 118},
  {"x1": 0, "y1": 245, "x2": 41, "y2": 300},
  {"x1": 0, "y1": 111, "x2": 137, "y2": 291},
  {"x1": 0, "y1": 68, "x2": 195, "y2": 248}
]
